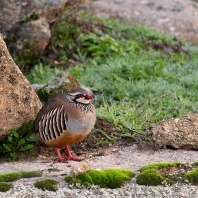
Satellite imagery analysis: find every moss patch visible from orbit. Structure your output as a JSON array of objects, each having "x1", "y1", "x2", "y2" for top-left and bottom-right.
[
  {"x1": 136, "y1": 169, "x2": 171, "y2": 186},
  {"x1": 34, "y1": 179, "x2": 58, "y2": 191},
  {"x1": 0, "y1": 182, "x2": 13, "y2": 192},
  {"x1": 183, "y1": 168, "x2": 198, "y2": 185},
  {"x1": 37, "y1": 72, "x2": 81, "y2": 102},
  {"x1": 139, "y1": 162, "x2": 181, "y2": 173},
  {"x1": 137, "y1": 162, "x2": 184, "y2": 186},
  {"x1": 0, "y1": 172, "x2": 21, "y2": 182},
  {"x1": 65, "y1": 168, "x2": 135, "y2": 189},
  {"x1": 47, "y1": 168, "x2": 61, "y2": 172},
  {"x1": 193, "y1": 162, "x2": 198, "y2": 167},
  {"x1": 0, "y1": 170, "x2": 42, "y2": 182},
  {"x1": 20, "y1": 170, "x2": 42, "y2": 178}
]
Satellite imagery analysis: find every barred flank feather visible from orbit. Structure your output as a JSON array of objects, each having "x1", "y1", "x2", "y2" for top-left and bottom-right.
[{"x1": 39, "y1": 105, "x2": 68, "y2": 142}]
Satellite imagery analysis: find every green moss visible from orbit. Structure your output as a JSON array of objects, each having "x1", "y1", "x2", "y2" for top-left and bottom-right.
[
  {"x1": 193, "y1": 162, "x2": 198, "y2": 167},
  {"x1": 34, "y1": 179, "x2": 58, "y2": 192},
  {"x1": 88, "y1": 170, "x2": 109, "y2": 188},
  {"x1": 0, "y1": 172, "x2": 21, "y2": 182},
  {"x1": 75, "y1": 172, "x2": 94, "y2": 186},
  {"x1": 183, "y1": 168, "x2": 198, "y2": 185},
  {"x1": 22, "y1": 14, "x2": 39, "y2": 23},
  {"x1": 18, "y1": 120, "x2": 34, "y2": 136},
  {"x1": 136, "y1": 169, "x2": 168, "y2": 186},
  {"x1": 36, "y1": 72, "x2": 81, "y2": 102},
  {"x1": 20, "y1": 170, "x2": 42, "y2": 178},
  {"x1": 48, "y1": 168, "x2": 61, "y2": 172},
  {"x1": 36, "y1": 85, "x2": 49, "y2": 102},
  {"x1": 136, "y1": 162, "x2": 181, "y2": 186},
  {"x1": 139, "y1": 162, "x2": 181, "y2": 173},
  {"x1": 67, "y1": 168, "x2": 135, "y2": 189},
  {"x1": 104, "y1": 169, "x2": 134, "y2": 189},
  {"x1": 65, "y1": 176, "x2": 73, "y2": 183},
  {"x1": 0, "y1": 170, "x2": 42, "y2": 182},
  {"x1": 0, "y1": 182, "x2": 13, "y2": 192}
]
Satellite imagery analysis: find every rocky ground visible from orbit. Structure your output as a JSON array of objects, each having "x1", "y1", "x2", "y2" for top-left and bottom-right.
[
  {"x1": 1, "y1": 144, "x2": 198, "y2": 197},
  {"x1": 1, "y1": 0, "x2": 198, "y2": 197},
  {"x1": 80, "y1": 0, "x2": 198, "y2": 44}
]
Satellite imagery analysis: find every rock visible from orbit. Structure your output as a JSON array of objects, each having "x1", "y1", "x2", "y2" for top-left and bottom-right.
[
  {"x1": 31, "y1": 84, "x2": 45, "y2": 92},
  {"x1": 0, "y1": 0, "x2": 67, "y2": 57},
  {"x1": 36, "y1": 72, "x2": 81, "y2": 102},
  {"x1": 151, "y1": 114, "x2": 198, "y2": 149},
  {"x1": 0, "y1": 34, "x2": 42, "y2": 140},
  {"x1": 15, "y1": 17, "x2": 51, "y2": 55},
  {"x1": 0, "y1": 0, "x2": 68, "y2": 33},
  {"x1": 0, "y1": 0, "x2": 32, "y2": 33},
  {"x1": 81, "y1": 0, "x2": 198, "y2": 44},
  {"x1": 32, "y1": 0, "x2": 68, "y2": 21},
  {"x1": 70, "y1": 162, "x2": 91, "y2": 177}
]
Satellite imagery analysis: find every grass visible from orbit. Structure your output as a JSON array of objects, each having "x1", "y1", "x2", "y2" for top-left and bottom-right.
[
  {"x1": 67, "y1": 17, "x2": 198, "y2": 134},
  {"x1": 69, "y1": 48, "x2": 198, "y2": 131},
  {"x1": 25, "y1": 13, "x2": 198, "y2": 140}
]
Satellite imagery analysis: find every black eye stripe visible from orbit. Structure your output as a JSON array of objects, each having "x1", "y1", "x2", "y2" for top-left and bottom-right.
[{"x1": 77, "y1": 94, "x2": 85, "y2": 98}]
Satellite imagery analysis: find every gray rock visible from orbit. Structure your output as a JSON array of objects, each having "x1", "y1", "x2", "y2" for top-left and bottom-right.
[
  {"x1": 151, "y1": 114, "x2": 198, "y2": 149},
  {"x1": 81, "y1": 0, "x2": 198, "y2": 44},
  {"x1": 16, "y1": 17, "x2": 51, "y2": 55},
  {"x1": 0, "y1": 34, "x2": 42, "y2": 140},
  {"x1": 0, "y1": 0, "x2": 67, "y2": 33},
  {"x1": 32, "y1": 0, "x2": 67, "y2": 12},
  {"x1": 36, "y1": 72, "x2": 81, "y2": 102}
]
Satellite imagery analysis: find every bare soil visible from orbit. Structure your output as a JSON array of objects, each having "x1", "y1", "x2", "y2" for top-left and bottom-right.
[
  {"x1": 0, "y1": 119, "x2": 198, "y2": 191},
  {"x1": 0, "y1": 119, "x2": 135, "y2": 163}
]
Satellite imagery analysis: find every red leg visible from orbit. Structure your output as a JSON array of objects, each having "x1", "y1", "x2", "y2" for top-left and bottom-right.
[
  {"x1": 64, "y1": 146, "x2": 83, "y2": 161},
  {"x1": 55, "y1": 148, "x2": 67, "y2": 163}
]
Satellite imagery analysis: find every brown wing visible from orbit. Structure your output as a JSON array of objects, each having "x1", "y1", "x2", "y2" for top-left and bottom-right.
[{"x1": 35, "y1": 96, "x2": 68, "y2": 143}]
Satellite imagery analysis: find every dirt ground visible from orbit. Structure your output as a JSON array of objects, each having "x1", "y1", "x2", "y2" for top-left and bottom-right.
[{"x1": 0, "y1": 119, "x2": 198, "y2": 189}]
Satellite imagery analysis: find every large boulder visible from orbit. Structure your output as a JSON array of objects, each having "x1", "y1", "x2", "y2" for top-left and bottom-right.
[
  {"x1": 0, "y1": 0, "x2": 68, "y2": 33},
  {"x1": 36, "y1": 72, "x2": 81, "y2": 102},
  {"x1": 0, "y1": 0, "x2": 67, "y2": 57},
  {"x1": 81, "y1": 0, "x2": 198, "y2": 44},
  {"x1": 15, "y1": 17, "x2": 51, "y2": 55},
  {"x1": 151, "y1": 114, "x2": 198, "y2": 149},
  {"x1": 0, "y1": 34, "x2": 42, "y2": 140}
]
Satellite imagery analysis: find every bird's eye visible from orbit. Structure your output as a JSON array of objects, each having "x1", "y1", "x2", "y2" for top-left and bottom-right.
[{"x1": 77, "y1": 94, "x2": 85, "y2": 98}]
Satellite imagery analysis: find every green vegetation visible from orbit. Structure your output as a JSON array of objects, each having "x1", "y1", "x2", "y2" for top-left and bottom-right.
[
  {"x1": 183, "y1": 168, "x2": 198, "y2": 185},
  {"x1": 0, "y1": 121, "x2": 36, "y2": 162},
  {"x1": 136, "y1": 162, "x2": 182, "y2": 186},
  {"x1": 34, "y1": 179, "x2": 58, "y2": 192},
  {"x1": 4, "y1": 7, "x2": 198, "y2": 157},
  {"x1": 47, "y1": 168, "x2": 61, "y2": 172},
  {"x1": 0, "y1": 170, "x2": 42, "y2": 182},
  {"x1": 65, "y1": 168, "x2": 135, "y2": 189},
  {"x1": 20, "y1": 170, "x2": 43, "y2": 178},
  {"x1": 193, "y1": 162, "x2": 198, "y2": 167},
  {"x1": 0, "y1": 182, "x2": 13, "y2": 192},
  {"x1": 36, "y1": 72, "x2": 81, "y2": 102},
  {"x1": 0, "y1": 172, "x2": 21, "y2": 182},
  {"x1": 66, "y1": 14, "x2": 198, "y2": 136},
  {"x1": 139, "y1": 162, "x2": 182, "y2": 173},
  {"x1": 27, "y1": 63, "x2": 63, "y2": 84},
  {"x1": 136, "y1": 169, "x2": 169, "y2": 186}
]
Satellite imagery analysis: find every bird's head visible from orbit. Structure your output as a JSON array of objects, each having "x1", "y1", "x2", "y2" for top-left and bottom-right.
[{"x1": 68, "y1": 88, "x2": 94, "y2": 104}]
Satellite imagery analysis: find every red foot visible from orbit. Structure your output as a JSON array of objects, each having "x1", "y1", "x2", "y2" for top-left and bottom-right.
[{"x1": 55, "y1": 147, "x2": 83, "y2": 163}]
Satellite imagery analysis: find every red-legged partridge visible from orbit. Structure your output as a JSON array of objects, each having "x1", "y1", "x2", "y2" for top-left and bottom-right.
[{"x1": 35, "y1": 88, "x2": 96, "y2": 162}]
